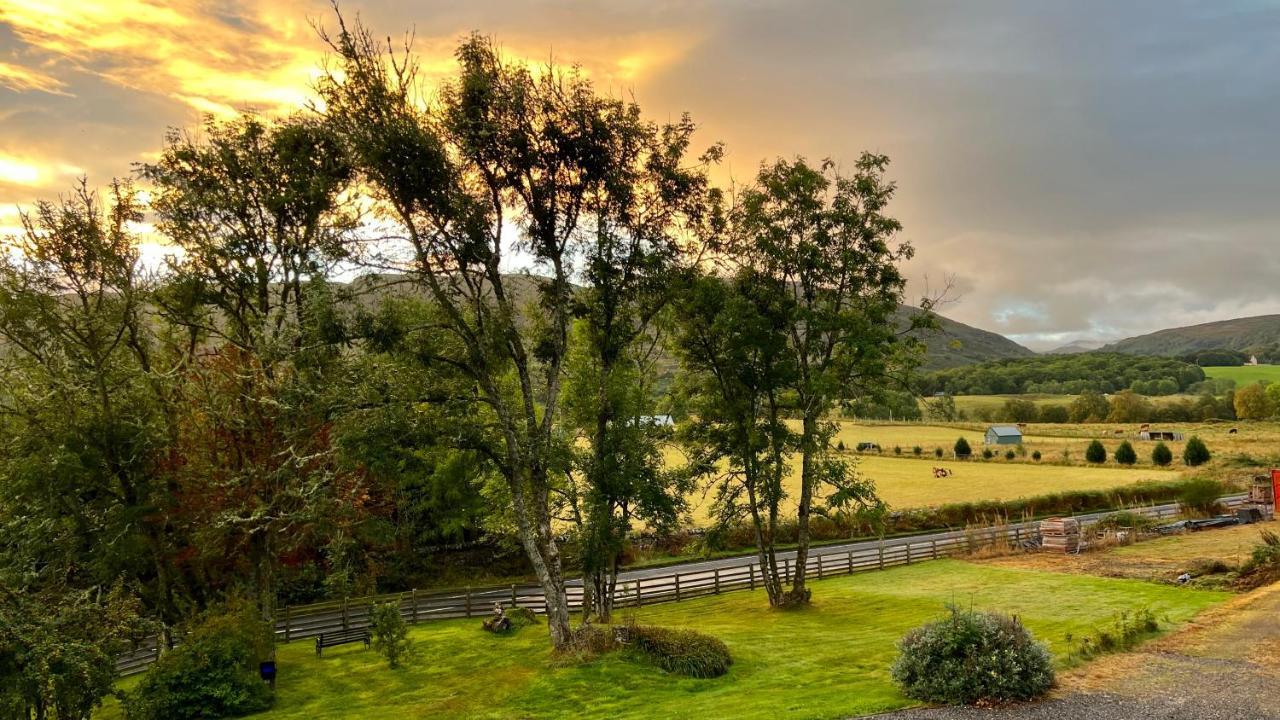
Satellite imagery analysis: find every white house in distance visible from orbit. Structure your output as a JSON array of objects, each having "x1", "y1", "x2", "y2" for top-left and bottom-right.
[
  {"x1": 1248, "y1": 355, "x2": 1260, "y2": 366},
  {"x1": 984, "y1": 425, "x2": 1023, "y2": 445}
]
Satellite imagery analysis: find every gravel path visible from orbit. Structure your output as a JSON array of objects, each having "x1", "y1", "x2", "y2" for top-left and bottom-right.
[{"x1": 871, "y1": 583, "x2": 1280, "y2": 720}]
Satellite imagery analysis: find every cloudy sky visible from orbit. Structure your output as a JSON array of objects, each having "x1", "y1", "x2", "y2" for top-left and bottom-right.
[{"x1": 2, "y1": 1, "x2": 1279, "y2": 350}]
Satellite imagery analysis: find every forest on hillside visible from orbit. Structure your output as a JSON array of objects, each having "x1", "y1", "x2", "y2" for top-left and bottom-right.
[{"x1": 913, "y1": 353, "x2": 1206, "y2": 396}]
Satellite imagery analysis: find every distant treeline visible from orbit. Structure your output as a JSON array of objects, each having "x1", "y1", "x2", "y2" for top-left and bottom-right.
[
  {"x1": 914, "y1": 353, "x2": 1205, "y2": 396},
  {"x1": 948, "y1": 390, "x2": 1237, "y2": 425},
  {"x1": 1183, "y1": 346, "x2": 1280, "y2": 366}
]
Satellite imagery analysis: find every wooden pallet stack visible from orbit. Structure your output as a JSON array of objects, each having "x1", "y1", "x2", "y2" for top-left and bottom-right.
[{"x1": 1039, "y1": 517, "x2": 1080, "y2": 553}]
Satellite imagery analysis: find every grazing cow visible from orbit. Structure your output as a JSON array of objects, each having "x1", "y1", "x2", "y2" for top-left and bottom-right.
[
  {"x1": 932, "y1": 467, "x2": 952, "y2": 478},
  {"x1": 1229, "y1": 427, "x2": 1239, "y2": 434}
]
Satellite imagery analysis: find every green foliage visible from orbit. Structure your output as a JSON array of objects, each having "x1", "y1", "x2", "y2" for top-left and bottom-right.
[
  {"x1": 915, "y1": 353, "x2": 1204, "y2": 397},
  {"x1": 1070, "y1": 391, "x2": 1112, "y2": 423},
  {"x1": 998, "y1": 398, "x2": 1039, "y2": 423},
  {"x1": 1031, "y1": 450, "x2": 1042, "y2": 461},
  {"x1": 892, "y1": 606, "x2": 1053, "y2": 705},
  {"x1": 1003, "y1": 449, "x2": 1016, "y2": 460},
  {"x1": 126, "y1": 605, "x2": 275, "y2": 720},
  {"x1": 981, "y1": 448, "x2": 994, "y2": 460},
  {"x1": 1107, "y1": 390, "x2": 1154, "y2": 423},
  {"x1": 912, "y1": 446, "x2": 923, "y2": 456},
  {"x1": 933, "y1": 447, "x2": 943, "y2": 458},
  {"x1": 1182, "y1": 436, "x2": 1211, "y2": 466},
  {"x1": 0, "y1": 584, "x2": 143, "y2": 720},
  {"x1": 1037, "y1": 404, "x2": 1069, "y2": 423},
  {"x1": 1066, "y1": 608, "x2": 1162, "y2": 661},
  {"x1": 370, "y1": 602, "x2": 412, "y2": 669},
  {"x1": 1233, "y1": 382, "x2": 1273, "y2": 419},
  {"x1": 1114, "y1": 441, "x2": 1137, "y2": 465},
  {"x1": 1152, "y1": 442, "x2": 1173, "y2": 466},
  {"x1": 953, "y1": 437, "x2": 972, "y2": 458},
  {"x1": 1085, "y1": 440, "x2": 1107, "y2": 464},
  {"x1": 623, "y1": 625, "x2": 733, "y2": 679},
  {"x1": 1177, "y1": 478, "x2": 1224, "y2": 515}
]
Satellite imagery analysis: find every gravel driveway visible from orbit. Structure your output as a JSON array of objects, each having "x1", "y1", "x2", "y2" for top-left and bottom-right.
[{"x1": 870, "y1": 583, "x2": 1280, "y2": 720}]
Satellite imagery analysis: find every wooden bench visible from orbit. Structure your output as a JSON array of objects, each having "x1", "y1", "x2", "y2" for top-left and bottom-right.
[{"x1": 315, "y1": 628, "x2": 370, "y2": 657}]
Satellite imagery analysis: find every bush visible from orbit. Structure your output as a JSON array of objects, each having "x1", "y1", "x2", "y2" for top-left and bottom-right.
[
  {"x1": 1003, "y1": 449, "x2": 1015, "y2": 460},
  {"x1": 953, "y1": 437, "x2": 971, "y2": 458},
  {"x1": 933, "y1": 447, "x2": 943, "y2": 458},
  {"x1": 126, "y1": 605, "x2": 274, "y2": 720},
  {"x1": 981, "y1": 448, "x2": 994, "y2": 460},
  {"x1": 370, "y1": 601, "x2": 412, "y2": 668},
  {"x1": 1236, "y1": 529, "x2": 1280, "y2": 590},
  {"x1": 1085, "y1": 440, "x2": 1107, "y2": 464},
  {"x1": 1183, "y1": 436, "x2": 1211, "y2": 466},
  {"x1": 894, "y1": 445, "x2": 902, "y2": 455},
  {"x1": 912, "y1": 446, "x2": 923, "y2": 456},
  {"x1": 836, "y1": 439, "x2": 846, "y2": 451},
  {"x1": 892, "y1": 606, "x2": 1053, "y2": 705},
  {"x1": 1031, "y1": 450, "x2": 1042, "y2": 461},
  {"x1": 1178, "y1": 477, "x2": 1224, "y2": 515},
  {"x1": 1067, "y1": 608, "x2": 1162, "y2": 661},
  {"x1": 622, "y1": 625, "x2": 732, "y2": 679},
  {"x1": 1152, "y1": 442, "x2": 1173, "y2": 466},
  {"x1": 1114, "y1": 441, "x2": 1137, "y2": 465}
]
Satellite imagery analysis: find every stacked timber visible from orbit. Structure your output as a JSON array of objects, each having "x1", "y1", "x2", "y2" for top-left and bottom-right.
[{"x1": 1039, "y1": 517, "x2": 1080, "y2": 553}]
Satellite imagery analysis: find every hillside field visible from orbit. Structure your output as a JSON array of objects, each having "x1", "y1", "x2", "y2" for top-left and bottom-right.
[
  {"x1": 1202, "y1": 364, "x2": 1280, "y2": 385},
  {"x1": 96, "y1": 560, "x2": 1228, "y2": 720}
]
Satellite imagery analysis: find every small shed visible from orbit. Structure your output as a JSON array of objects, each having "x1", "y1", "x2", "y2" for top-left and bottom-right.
[
  {"x1": 1138, "y1": 430, "x2": 1182, "y2": 441},
  {"x1": 984, "y1": 425, "x2": 1023, "y2": 445}
]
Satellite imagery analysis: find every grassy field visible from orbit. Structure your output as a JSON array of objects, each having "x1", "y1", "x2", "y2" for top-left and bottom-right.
[
  {"x1": 985, "y1": 520, "x2": 1277, "y2": 585},
  {"x1": 1203, "y1": 364, "x2": 1280, "y2": 385},
  {"x1": 97, "y1": 560, "x2": 1228, "y2": 720}
]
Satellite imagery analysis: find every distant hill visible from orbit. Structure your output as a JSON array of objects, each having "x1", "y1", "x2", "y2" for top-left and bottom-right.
[
  {"x1": 899, "y1": 306, "x2": 1036, "y2": 371},
  {"x1": 1044, "y1": 339, "x2": 1106, "y2": 355},
  {"x1": 1102, "y1": 315, "x2": 1280, "y2": 357}
]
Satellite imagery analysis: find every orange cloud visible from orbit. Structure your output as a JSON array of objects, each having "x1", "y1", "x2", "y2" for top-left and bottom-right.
[{"x1": 0, "y1": 61, "x2": 70, "y2": 95}]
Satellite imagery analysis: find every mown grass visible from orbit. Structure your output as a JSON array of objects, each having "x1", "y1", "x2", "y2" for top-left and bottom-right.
[
  {"x1": 98, "y1": 560, "x2": 1227, "y2": 720},
  {"x1": 1203, "y1": 364, "x2": 1280, "y2": 386}
]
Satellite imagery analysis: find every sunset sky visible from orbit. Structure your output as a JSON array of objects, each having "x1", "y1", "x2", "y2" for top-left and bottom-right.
[{"x1": 2, "y1": 1, "x2": 1280, "y2": 349}]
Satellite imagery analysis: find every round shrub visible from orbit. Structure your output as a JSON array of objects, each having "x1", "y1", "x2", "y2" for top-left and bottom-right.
[
  {"x1": 1031, "y1": 450, "x2": 1042, "y2": 461},
  {"x1": 1183, "y1": 436, "x2": 1211, "y2": 467},
  {"x1": 1003, "y1": 449, "x2": 1016, "y2": 460},
  {"x1": 1085, "y1": 440, "x2": 1107, "y2": 464},
  {"x1": 894, "y1": 445, "x2": 903, "y2": 455},
  {"x1": 981, "y1": 448, "x2": 994, "y2": 460},
  {"x1": 622, "y1": 625, "x2": 732, "y2": 678},
  {"x1": 953, "y1": 437, "x2": 971, "y2": 458},
  {"x1": 1178, "y1": 477, "x2": 1224, "y2": 515},
  {"x1": 912, "y1": 446, "x2": 923, "y2": 456},
  {"x1": 126, "y1": 605, "x2": 274, "y2": 720},
  {"x1": 1114, "y1": 441, "x2": 1137, "y2": 465},
  {"x1": 933, "y1": 447, "x2": 943, "y2": 458},
  {"x1": 892, "y1": 606, "x2": 1054, "y2": 705},
  {"x1": 1151, "y1": 441, "x2": 1173, "y2": 466}
]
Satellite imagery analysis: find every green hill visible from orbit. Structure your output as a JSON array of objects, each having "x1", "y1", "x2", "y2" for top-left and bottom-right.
[
  {"x1": 900, "y1": 305, "x2": 1036, "y2": 370},
  {"x1": 1102, "y1": 315, "x2": 1280, "y2": 357}
]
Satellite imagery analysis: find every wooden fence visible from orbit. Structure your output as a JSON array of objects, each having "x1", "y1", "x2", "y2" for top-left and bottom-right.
[{"x1": 115, "y1": 494, "x2": 1244, "y2": 675}]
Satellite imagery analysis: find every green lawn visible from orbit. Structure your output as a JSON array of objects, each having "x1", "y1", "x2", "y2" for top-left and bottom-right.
[
  {"x1": 99, "y1": 560, "x2": 1228, "y2": 720},
  {"x1": 1203, "y1": 364, "x2": 1280, "y2": 386}
]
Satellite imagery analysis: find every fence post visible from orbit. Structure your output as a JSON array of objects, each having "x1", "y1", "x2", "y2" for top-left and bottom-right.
[
  {"x1": 906, "y1": 544, "x2": 912, "y2": 565},
  {"x1": 411, "y1": 590, "x2": 418, "y2": 623},
  {"x1": 674, "y1": 573, "x2": 682, "y2": 602},
  {"x1": 931, "y1": 539, "x2": 938, "y2": 559},
  {"x1": 342, "y1": 598, "x2": 350, "y2": 630},
  {"x1": 878, "y1": 540, "x2": 885, "y2": 570},
  {"x1": 714, "y1": 568, "x2": 721, "y2": 594},
  {"x1": 284, "y1": 606, "x2": 291, "y2": 643},
  {"x1": 749, "y1": 563, "x2": 755, "y2": 590},
  {"x1": 154, "y1": 636, "x2": 161, "y2": 663},
  {"x1": 784, "y1": 558, "x2": 791, "y2": 583},
  {"x1": 636, "y1": 578, "x2": 643, "y2": 607},
  {"x1": 465, "y1": 587, "x2": 472, "y2": 618},
  {"x1": 817, "y1": 553, "x2": 825, "y2": 579},
  {"x1": 847, "y1": 549, "x2": 854, "y2": 574},
  {"x1": 1014, "y1": 526, "x2": 1021, "y2": 547},
  {"x1": 511, "y1": 584, "x2": 518, "y2": 607}
]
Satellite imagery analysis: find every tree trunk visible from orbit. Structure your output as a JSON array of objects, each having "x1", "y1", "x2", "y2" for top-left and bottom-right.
[{"x1": 789, "y1": 411, "x2": 818, "y2": 604}]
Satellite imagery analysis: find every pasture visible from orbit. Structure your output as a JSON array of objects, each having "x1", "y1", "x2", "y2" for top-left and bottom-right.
[
  {"x1": 96, "y1": 560, "x2": 1228, "y2": 720},
  {"x1": 1202, "y1": 364, "x2": 1280, "y2": 386}
]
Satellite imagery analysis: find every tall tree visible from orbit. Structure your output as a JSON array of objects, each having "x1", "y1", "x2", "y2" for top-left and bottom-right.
[
  {"x1": 0, "y1": 181, "x2": 183, "y2": 627},
  {"x1": 729, "y1": 156, "x2": 914, "y2": 604},
  {"x1": 139, "y1": 113, "x2": 359, "y2": 621},
  {"x1": 673, "y1": 271, "x2": 797, "y2": 606},
  {"x1": 317, "y1": 17, "x2": 714, "y2": 646}
]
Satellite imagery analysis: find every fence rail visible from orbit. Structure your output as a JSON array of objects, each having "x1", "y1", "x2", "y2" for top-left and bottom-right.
[{"x1": 116, "y1": 493, "x2": 1246, "y2": 675}]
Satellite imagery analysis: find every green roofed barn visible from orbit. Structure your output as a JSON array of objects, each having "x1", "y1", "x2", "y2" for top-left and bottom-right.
[{"x1": 984, "y1": 425, "x2": 1023, "y2": 445}]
